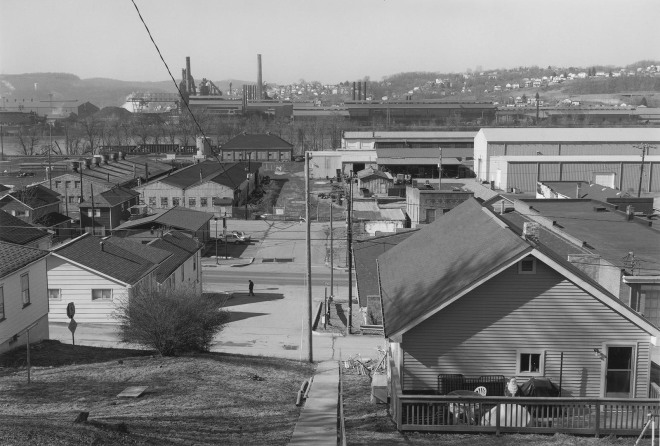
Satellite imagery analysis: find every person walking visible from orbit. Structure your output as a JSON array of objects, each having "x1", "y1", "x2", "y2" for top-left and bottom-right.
[{"x1": 248, "y1": 280, "x2": 255, "y2": 296}]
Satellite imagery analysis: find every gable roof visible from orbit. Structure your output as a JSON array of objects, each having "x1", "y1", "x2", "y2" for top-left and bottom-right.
[
  {"x1": 354, "y1": 230, "x2": 419, "y2": 307},
  {"x1": 378, "y1": 198, "x2": 531, "y2": 338},
  {"x1": 114, "y1": 206, "x2": 213, "y2": 233},
  {"x1": 0, "y1": 210, "x2": 50, "y2": 245},
  {"x1": 158, "y1": 161, "x2": 234, "y2": 189},
  {"x1": 221, "y1": 133, "x2": 293, "y2": 150},
  {"x1": 0, "y1": 242, "x2": 49, "y2": 278},
  {"x1": 147, "y1": 232, "x2": 201, "y2": 283},
  {"x1": 80, "y1": 186, "x2": 140, "y2": 208},
  {"x1": 1, "y1": 184, "x2": 60, "y2": 209},
  {"x1": 52, "y1": 234, "x2": 168, "y2": 285},
  {"x1": 33, "y1": 212, "x2": 73, "y2": 227},
  {"x1": 209, "y1": 162, "x2": 261, "y2": 188}
]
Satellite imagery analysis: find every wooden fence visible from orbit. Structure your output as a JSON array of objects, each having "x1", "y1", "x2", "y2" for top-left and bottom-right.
[{"x1": 390, "y1": 359, "x2": 660, "y2": 436}]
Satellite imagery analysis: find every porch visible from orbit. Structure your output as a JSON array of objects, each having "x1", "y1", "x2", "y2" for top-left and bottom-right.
[{"x1": 389, "y1": 361, "x2": 660, "y2": 435}]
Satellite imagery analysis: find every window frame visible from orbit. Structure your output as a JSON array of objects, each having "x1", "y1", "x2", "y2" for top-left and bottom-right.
[
  {"x1": 91, "y1": 288, "x2": 112, "y2": 301},
  {"x1": 21, "y1": 273, "x2": 30, "y2": 307},
  {"x1": 172, "y1": 197, "x2": 180, "y2": 207},
  {"x1": 516, "y1": 349, "x2": 545, "y2": 376},
  {"x1": 160, "y1": 197, "x2": 169, "y2": 208},
  {"x1": 200, "y1": 197, "x2": 208, "y2": 207},
  {"x1": 0, "y1": 285, "x2": 5, "y2": 320},
  {"x1": 48, "y1": 288, "x2": 62, "y2": 301},
  {"x1": 518, "y1": 257, "x2": 537, "y2": 274},
  {"x1": 148, "y1": 196, "x2": 157, "y2": 206},
  {"x1": 188, "y1": 197, "x2": 196, "y2": 207}
]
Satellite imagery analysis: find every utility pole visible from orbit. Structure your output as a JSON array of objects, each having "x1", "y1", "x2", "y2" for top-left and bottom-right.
[
  {"x1": 438, "y1": 147, "x2": 442, "y2": 188},
  {"x1": 48, "y1": 122, "x2": 52, "y2": 190},
  {"x1": 347, "y1": 171, "x2": 353, "y2": 335},
  {"x1": 305, "y1": 151, "x2": 313, "y2": 363},
  {"x1": 535, "y1": 92, "x2": 540, "y2": 125},
  {"x1": 633, "y1": 143, "x2": 654, "y2": 198},
  {"x1": 90, "y1": 183, "x2": 95, "y2": 234},
  {"x1": 330, "y1": 202, "x2": 334, "y2": 297}
]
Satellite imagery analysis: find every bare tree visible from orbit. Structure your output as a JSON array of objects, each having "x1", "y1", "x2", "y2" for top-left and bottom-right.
[
  {"x1": 78, "y1": 115, "x2": 103, "y2": 154},
  {"x1": 16, "y1": 124, "x2": 43, "y2": 155}
]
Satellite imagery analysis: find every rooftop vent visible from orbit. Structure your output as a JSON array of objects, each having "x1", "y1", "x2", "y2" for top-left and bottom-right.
[{"x1": 523, "y1": 222, "x2": 540, "y2": 242}]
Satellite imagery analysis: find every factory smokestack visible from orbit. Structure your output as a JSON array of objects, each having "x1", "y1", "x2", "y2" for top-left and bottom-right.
[
  {"x1": 357, "y1": 82, "x2": 362, "y2": 101},
  {"x1": 352, "y1": 82, "x2": 356, "y2": 101},
  {"x1": 186, "y1": 57, "x2": 191, "y2": 93},
  {"x1": 363, "y1": 81, "x2": 367, "y2": 100},
  {"x1": 257, "y1": 54, "x2": 263, "y2": 100}
]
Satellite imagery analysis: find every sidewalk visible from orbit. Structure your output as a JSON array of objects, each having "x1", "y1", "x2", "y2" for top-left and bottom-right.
[{"x1": 289, "y1": 360, "x2": 338, "y2": 445}]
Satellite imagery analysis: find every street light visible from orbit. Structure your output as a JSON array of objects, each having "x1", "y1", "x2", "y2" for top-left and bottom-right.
[{"x1": 213, "y1": 217, "x2": 218, "y2": 264}]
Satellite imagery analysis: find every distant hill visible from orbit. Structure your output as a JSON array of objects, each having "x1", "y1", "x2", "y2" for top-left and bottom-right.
[{"x1": 0, "y1": 73, "x2": 253, "y2": 109}]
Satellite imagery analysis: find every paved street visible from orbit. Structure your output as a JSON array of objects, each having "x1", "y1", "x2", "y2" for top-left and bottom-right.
[{"x1": 49, "y1": 218, "x2": 385, "y2": 363}]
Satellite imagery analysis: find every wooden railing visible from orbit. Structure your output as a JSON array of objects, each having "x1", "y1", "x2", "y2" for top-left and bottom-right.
[
  {"x1": 389, "y1": 359, "x2": 660, "y2": 435},
  {"x1": 650, "y1": 382, "x2": 660, "y2": 400}
]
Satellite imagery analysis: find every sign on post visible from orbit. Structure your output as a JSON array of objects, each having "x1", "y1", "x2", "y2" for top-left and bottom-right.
[{"x1": 66, "y1": 302, "x2": 76, "y2": 345}]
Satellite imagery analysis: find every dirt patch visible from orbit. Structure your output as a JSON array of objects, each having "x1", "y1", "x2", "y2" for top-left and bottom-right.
[{"x1": 0, "y1": 341, "x2": 314, "y2": 445}]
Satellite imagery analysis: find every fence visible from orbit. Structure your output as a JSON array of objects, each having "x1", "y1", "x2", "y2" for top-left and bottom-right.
[{"x1": 390, "y1": 359, "x2": 660, "y2": 436}]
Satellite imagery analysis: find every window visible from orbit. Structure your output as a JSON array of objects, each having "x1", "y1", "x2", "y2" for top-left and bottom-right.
[
  {"x1": 172, "y1": 197, "x2": 180, "y2": 207},
  {"x1": 48, "y1": 289, "x2": 61, "y2": 300},
  {"x1": 188, "y1": 197, "x2": 196, "y2": 207},
  {"x1": 55, "y1": 180, "x2": 61, "y2": 188},
  {"x1": 0, "y1": 286, "x2": 4, "y2": 320},
  {"x1": 92, "y1": 289, "x2": 112, "y2": 300},
  {"x1": 517, "y1": 350, "x2": 544, "y2": 375},
  {"x1": 13, "y1": 210, "x2": 29, "y2": 217},
  {"x1": 425, "y1": 208, "x2": 436, "y2": 224},
  {"x1": 75, "y1": 181, "x2": 80, "y2": 188},
  {"x1": 21, "y1": 273, "x2": 30, "y2": 306},
  {"x1": 95, "y1": 209, "x2": 100, "y2": 217},
  {"x1": 148, "y1": 196, "x2": 157, "y2": 206},
  {"x1": 518, "y1": 257, "x2": 536, "y2": 274},
  {"x1": 161, "y1": 197, "x2": 169, "y2": 207},
  {"x1": 65, "y1": 181, "x2": 71, "y2": 189},
  {"x1": 68, "y1": 196, "x2": 75, "y2": 204},
  {"x1": 631, "y1": 284, "x2": 660, "y2": 326},
  {"x1": 200, "y1": 197, "x2": 208, "y2": 207}
]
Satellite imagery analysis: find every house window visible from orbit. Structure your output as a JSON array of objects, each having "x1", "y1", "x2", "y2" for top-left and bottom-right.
[
  {"x1": 21, "y1": 273, "x2": 30, "y2": 306},
  {"x1": 14, "y1": 210, "x2": 29, "y2": 217},
  {"x1": 49, "y1": 289, "x2": 61, "y2": 300},
  {"x1": 189, "y1": 197, "x2": 196, "y2": 207},
  {"x1": 631, "y1": 284, "x2": 660, "y2": 326},
  {"x1": 148, "y1": 197, "x2": 156, "y2": 206},
  {"x1": 161, "y1": 197, "x2": 169, "y2": 208},
  {"x1": 517, "y1": 350, "x2": 544, "y2": 375},
  {"x1": 172, "y1": 197, "x2": 180, "y2": 207},
  {"x1": 426, "y1": 208, "x2": 436, "y2": 223},
  {"x1": 65, "y1": 181, "x2": 71, "y2": 188},
  {"x1": 0, "y1": 286, "x2": 4, "y2": 320},
  {"x1": 68, "y1": 196, "x2": 75, "y2": 204},
  {"x1": 92, "y1": 289, "x2": 112, "y2": 300},
  {"x1": 55, "y1": 180, "x2": 61, "y2": 188},
  {"x1": 75, "y1": 181, "x2": 80, "y2": 188},
  {"x1": 518, "y1": 257, "x2": 536, "y2": 274},
  {"x1": 200, "y1": 197, "x2": 208, "y2": 207}
]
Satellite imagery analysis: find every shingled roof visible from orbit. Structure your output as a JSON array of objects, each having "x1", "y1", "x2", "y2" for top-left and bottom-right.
[
  {"x1": 378, "y1": 198, "x2": 531, "y2": 338},
  {"x1": 1, "y1": 184, "x2": 60, "y2": 209},
  {"x1": 0, "y1": 210, "x2": 49, "y2": 245},
  {"x1": 148, "y1": 231, "x2": 201, "y2": 283},
  {"x1": 80, "y1": 186, "x2": 139, "y2": 208},
  {"x1": 0, "y1": 242, "x2": 49, "y2": 278},
  {"x1": 220, "y1": 133, "x2": 293, "y2": 150},
  {"x1": 52, "y1": 234, "x2": 169, "y2": 285}
]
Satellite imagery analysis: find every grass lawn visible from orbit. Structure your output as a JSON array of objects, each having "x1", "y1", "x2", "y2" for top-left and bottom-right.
[
  {"x1": 0, "y1": 340, "x2": 314, "y2": 445},
  {"x1": 342, "y1": 371, "x2": 647, "y2": 446}
]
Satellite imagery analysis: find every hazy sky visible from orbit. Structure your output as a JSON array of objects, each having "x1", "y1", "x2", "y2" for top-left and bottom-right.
[{"x1": 1, "y1": 0, "x2": 659, "y2": 84}]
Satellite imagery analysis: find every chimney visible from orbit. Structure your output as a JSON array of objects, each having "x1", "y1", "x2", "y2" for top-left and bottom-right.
[
  {"x1": 71, "y1": 161, "x2": 79, "y2": 172},
  {"x1": 110, "y1": 152, "x2": 118, "y2": 162},
  {"x1": 100, "y1": 240, "x2": 104, "y2": 252},
  {"x1": 257, "y1": 54, "x2": 263, "y2": 100},
  {"x1": 93, "y1": 157, "x2": 100, "y2": 167},
  {"x1": 186, "y1": 56, "x2": 191, "y2": 93},
  {"x1": 118, "y1": 151, "x2": 125, "y2": 160},
  {"x1": 626, "y1": 205, "x2": 635, "y2": 221},
  {"x1": 352, "y1": 82, "x2": 356, "y2": 100},
  {"x1": 363, "y1": 81, "x2": 367, "y2": 100},
  {"x1": 522, "y1": 222, "x2": 540, "y2": 242},
  {"x1": 102, "y1": 154, "x2": 108, "y2": 164},
  {"x1": 357, "y1": 82, "x2": 362, "y2": 101},
  {"x1": 84, "y1": 159, "x2": 92, "y2": 169}
]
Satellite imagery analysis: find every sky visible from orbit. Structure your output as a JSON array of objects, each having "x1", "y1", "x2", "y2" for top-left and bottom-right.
[{"x1": 1, "y1": 0, "x2": 659, "y2": 84}]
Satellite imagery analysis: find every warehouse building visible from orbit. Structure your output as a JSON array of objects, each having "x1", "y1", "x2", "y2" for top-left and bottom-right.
[{"x1": 474, "y1": 128, "x2": 660, "y2": 194}]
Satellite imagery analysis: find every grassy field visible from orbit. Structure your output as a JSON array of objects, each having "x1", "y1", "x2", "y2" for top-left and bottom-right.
[
  {"x1": 342, "y1": 372, "x2": 647, "y2": 446},
  {"x1": 0, "y1": 340, "x2": 314, "y2": 445}
]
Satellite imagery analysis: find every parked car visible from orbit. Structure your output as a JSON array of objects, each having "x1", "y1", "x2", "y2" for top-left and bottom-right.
[
  {"x1": 232, "y1": 231, "x2": 251, "y2": 243},
  {"x1": 221, "y1": 232, "x2": 249, "y2": 244}
]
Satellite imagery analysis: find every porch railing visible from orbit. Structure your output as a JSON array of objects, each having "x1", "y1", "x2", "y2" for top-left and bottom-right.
[{"x1": 389, "y1": 359, "x2": 660, "y2": 435}]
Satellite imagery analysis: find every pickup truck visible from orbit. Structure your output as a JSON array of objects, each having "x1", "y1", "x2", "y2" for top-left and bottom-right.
[{"x1": 221, "y1": 231, "x2": 251, "y2": 244}]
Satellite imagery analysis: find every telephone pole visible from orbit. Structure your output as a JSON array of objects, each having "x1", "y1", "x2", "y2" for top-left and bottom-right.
[
  {"x1": 305, "y1": 152, "x2": 313, "y2": 362},
  {"x1": 347, "y1": 171, "x2": 354, "y2": 335},
  {"x1": 633, "y1": 143, "x2": 654, "y2": 198}
]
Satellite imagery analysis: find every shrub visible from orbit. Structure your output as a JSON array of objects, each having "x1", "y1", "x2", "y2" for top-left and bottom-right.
[{"x1": 114, "y1": 285, "x2": 230, "y2": 356}]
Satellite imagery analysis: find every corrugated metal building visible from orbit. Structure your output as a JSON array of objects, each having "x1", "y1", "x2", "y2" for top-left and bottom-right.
[{"x1": 474, "y1": 128, "x2": 660, "y2": 194}]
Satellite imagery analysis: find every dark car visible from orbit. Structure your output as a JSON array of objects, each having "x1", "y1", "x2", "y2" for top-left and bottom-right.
[{"x1": 293, "y1": 156, "x2": 305, "y2": 162}]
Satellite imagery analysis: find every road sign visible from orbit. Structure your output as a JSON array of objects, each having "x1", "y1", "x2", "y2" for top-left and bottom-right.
[
  {"x1": 68, "y1": 318, "x2": 77, "y2": 334},
  {"x1": 66, "y1": 302, "x2": 75, "y2": 319}
]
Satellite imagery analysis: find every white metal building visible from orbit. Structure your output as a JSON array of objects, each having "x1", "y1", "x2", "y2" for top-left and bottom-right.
[{"x1": 474, "y1": 128, "x2": 660, "y2": 194}]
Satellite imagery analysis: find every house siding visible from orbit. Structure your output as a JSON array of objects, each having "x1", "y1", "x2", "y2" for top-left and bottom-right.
[
  {"x1": 401, "y1": 260, "x2": 652, "y2": 398},
  {"x1": 0, "y1": 257, "x2": 49, "y2": 354},
  {"x1": 47, "y1": 256, "x2": 132, "y2": 323}
]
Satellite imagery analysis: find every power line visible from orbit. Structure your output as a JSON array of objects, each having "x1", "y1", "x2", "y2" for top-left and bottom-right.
[{"x1": 128, "y1": 0, "x2": 238, "y2": 190}]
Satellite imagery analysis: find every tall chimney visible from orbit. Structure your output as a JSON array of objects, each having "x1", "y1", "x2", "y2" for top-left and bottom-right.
[
  {"x1": 352, "y1": 82, "x2": 356, "y2": 100},
  {"x1": 363, "y1": 81, "x2": 367, "y2": 100},
  {"x1": 186, "y1": 57, "x2": 191, "y2": 93},
  {"x1": 257, "y1": 54, "x2": 263, "y2": 100},
  {"x1": 357, "y1": 82, "x2": 362, "y2": 101}
]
